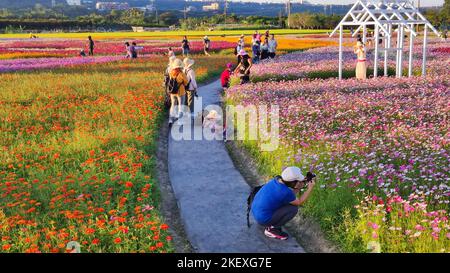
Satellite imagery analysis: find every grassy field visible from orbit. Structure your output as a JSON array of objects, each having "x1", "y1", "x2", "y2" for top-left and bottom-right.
[{"x1": 0, "y1": 29, "x2": 332, "y2": 40}]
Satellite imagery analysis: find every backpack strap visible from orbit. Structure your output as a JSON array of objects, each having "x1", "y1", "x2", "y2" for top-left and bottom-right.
[{"x1": 185, "y1": 69, "x2": 193, "y2": 90}]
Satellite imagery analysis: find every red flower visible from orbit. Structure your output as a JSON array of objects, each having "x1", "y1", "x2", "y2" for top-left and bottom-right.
[
  {"x1": 114, "y1": 238, "x2": 122, "y2": 244},
  {"x1": 160, "y1": 224, "x2": 169, "y2": 230},
  {"x1": 92, "y1": 238, "x2": 100, "y2": 245},
  {"x1": 125, "y1": 181, "x2": 133, "y2": 188}
]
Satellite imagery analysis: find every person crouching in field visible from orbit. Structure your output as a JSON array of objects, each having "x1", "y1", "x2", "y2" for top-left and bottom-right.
[
  {"x1": 168, "y1": 59, "x2": 189, "y2": 125},
  {"x1": 235, "y1": 50, "x2": 252, "y2": 85},
  {"x1": 354, "y1": 41, "x2": 367, "y2": 80},
  {"x1": 251, "y1": 167, "x2": 316, "y2": 240},
  {"x1": 221, "y1": 63, "x2": 233, "y2": 90},
  {"x1": 183, "y1": 58, "x2": 198, "y2": 116}
]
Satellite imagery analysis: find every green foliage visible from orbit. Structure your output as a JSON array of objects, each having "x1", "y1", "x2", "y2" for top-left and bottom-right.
[{"x1": 288, "y1": 13, "x2": 341, "y2": 30}]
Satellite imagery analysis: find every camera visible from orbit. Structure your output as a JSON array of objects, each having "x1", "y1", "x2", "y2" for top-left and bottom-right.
[{"x1": 305, "y1": 172, "x2": 316, "y2": 183}]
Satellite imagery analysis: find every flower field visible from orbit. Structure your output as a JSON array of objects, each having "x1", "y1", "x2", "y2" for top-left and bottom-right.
[
  {"x1": 0, "y1": 39, "x2": 235, "y2": 58},
  {"x1": 0, "y1": 53, "x2": 234, "y2": 252},
  {"x1": 247, "y1": 39, "x2": 446, "y2": 83},
  {"x1": 0, "y1": 38, "x2": 234, "y2": 73},
  {"x1": 225, "y1": 41, "x2": 450, "y2": 252}
]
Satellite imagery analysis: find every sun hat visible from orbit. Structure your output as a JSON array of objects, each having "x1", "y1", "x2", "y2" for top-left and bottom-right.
[
  {"x1": 238, "y1": 49, "x2": 248, "y2": 56},
  {"x1": 281, "y1": 167, "x2": 305, "y2": 182},
  {"x1": 171, "y1": 58, "x2": 184, "y2": 69},
  {"x1": 183, "y1": 58, "x2": 195, "y2": 68},
  {"x1": 205, "y1": 110, "x2": 220, "y2": 120},
  {"x1": 240, "y1": 34, "x2": 244, "y2": 38}
]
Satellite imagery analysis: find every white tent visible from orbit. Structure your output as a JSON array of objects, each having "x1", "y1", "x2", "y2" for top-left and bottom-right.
[{"x1": 329, "y1": 0, "x2": 440, "y2": 79}]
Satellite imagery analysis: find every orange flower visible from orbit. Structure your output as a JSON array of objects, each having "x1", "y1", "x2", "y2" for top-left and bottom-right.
[
  {"x1": 92, "y1": 238, "x2": 100, "y2": 245},
  {"x1": 114, "y1": 237, "x2": 122, "y2": 244},
  {"x1": 85, "y1": 228, "x2": 95, "y2": 235},
  {"x1": 125, "y1": 181, "x2": 133, "y2": 188},
  {"x1": 2, "y1": 244, "x2": 11, "y2": 251}
]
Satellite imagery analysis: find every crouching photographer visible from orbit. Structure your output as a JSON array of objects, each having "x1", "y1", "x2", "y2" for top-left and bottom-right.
[{"x1": 250, "y1": 167, "x2": 316, "y2": 240}]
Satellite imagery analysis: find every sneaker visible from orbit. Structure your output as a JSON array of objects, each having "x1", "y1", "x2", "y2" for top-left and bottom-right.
[{"x1": 264, "y1": 226, "x2": 289, "y2": 240}]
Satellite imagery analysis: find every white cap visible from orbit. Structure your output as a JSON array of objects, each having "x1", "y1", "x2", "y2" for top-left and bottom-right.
[{"x1": 281, "y1": 167, "x2": 305, "y2": 182}]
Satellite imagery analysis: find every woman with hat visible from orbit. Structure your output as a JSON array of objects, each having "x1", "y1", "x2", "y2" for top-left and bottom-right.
[
  {"x1": 203, "y1": 36, "x2": 211, "y2": 56},
  {"x1": 234, "y1": 49, "x2": 252, "y2": 85},
  {"x1": 163, "y1": 56, "x2": 177, "y2": 108},
  {"x1": 183, "y1": 57, "x2": 198, "y2": 115},
  {"x1": 354, "y1": 41, "x2": 367, "y2": 80},
  {"x1": 168, "y1": 58, "x2": 189, "y2": 125},
  {"x1": 239, "y1": 34, "x2": 245, "y2": 48}
]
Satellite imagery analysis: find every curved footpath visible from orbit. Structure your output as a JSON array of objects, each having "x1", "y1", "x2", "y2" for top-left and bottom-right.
[{"x1": 168, "y1": 79, "x2": 304, "y2": 253}]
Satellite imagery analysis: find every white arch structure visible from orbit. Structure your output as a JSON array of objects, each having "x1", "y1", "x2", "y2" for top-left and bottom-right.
[{"x1": 329, "y1": 0, "x2": 440, "y2": 80}]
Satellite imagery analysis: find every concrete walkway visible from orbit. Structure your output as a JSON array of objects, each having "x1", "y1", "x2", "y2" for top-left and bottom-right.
[{"x1": 167, "y1": 79, "x2": 304, "y2": 253}]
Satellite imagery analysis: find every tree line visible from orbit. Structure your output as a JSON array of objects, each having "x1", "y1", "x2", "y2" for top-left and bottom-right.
[{"x1": 0, "y1": 1, "x2": 448, "y2": 33}]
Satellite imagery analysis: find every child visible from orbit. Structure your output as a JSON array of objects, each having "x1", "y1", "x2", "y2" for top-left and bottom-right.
[
  {"x1": 220, "y1": 63, "x2": 233, "y2": 90},
  {"x1": 203, "y1": 110, "x2": 223, "y2": 136}
]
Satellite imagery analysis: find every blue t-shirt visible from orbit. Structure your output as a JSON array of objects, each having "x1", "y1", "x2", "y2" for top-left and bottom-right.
[{"x1": 251, "y1": 178, "x2": 296, "y2": 224}]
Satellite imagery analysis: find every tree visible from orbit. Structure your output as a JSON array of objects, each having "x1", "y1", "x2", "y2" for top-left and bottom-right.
[
  {"x1": 119, "y1": 8, "x2": 145, "y2": 26},
  {"x1": 158, "y1": 12, "x2": 178, "y2": 26}
]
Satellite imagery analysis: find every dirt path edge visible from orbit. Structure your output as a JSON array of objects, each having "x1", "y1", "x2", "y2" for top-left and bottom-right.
[{"x1": 155, "y1": 117, "x2": 193, "y2": 253}]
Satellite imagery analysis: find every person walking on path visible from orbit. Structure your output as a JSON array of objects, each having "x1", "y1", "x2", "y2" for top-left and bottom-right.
[
  {"x1": 183, "y1": 58, "x2": 198, "y2": 115},
  {"x1": 88, "y1": 36, "x2": 95, "y2": 56},
  {"x1": 268, "y1": 34, "x2": 278, "y2": 59},
  {"x1": 203, "y1": 36, "x2": 211, "y2": 56},
  {"x1": 354, "y1": 41, "x2": 367, "y2": 80},
  {"x1": 220, "y1": 63, "x2": 233, "y2": 90},
  {"x1": 168, "y1": 59, "x2": 189, "y2": 125},
  {"x1": 181, "y1": 36, "x2": 190, "y2": 57},
  {"x1": 164, "y1": 56, "x2": 177, "y2": 109},
  {"x1": 251, "y1": 167, "x2": 316, "y2": 240},
  {"x1": 235, "y1": 49, "x2": 252, "y2": 85}
]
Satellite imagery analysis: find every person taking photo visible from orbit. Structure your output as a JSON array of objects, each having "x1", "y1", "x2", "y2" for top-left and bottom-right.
[{"x1": 251, "y1": 166, "x2": 316, "y2": 240}]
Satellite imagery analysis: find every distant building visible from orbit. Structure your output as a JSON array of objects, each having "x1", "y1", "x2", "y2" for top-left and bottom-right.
[
  {"x1": 202, "y1": 2, "x2": 219, "y2": 12},
  {"x1": 95, "y1": 2, "x2": 130, "y2": 11},
  {"x1": 66, "y1": 0, "x2": 82, "y2": 5}
]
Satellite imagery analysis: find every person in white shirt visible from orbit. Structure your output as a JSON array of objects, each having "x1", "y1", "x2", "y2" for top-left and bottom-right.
[
  {"x1": 183, "y1": 58, "x2": 198, "y2": 115},
  {"x1": 268, "y1": 34, "x2": 278, "y2": 59}
]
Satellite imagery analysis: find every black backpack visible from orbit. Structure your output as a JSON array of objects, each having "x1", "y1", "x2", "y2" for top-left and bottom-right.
[
  {"x1": 168, "y1": 76, "x2": 180, "y2": 94},
  {"x1": 246, "y1": 184, "x2": 264, "y2": 228}
]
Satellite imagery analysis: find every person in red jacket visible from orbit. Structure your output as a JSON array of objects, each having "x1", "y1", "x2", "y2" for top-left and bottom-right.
[{"x1": 221, "y1": 63, "x2": 233, "y2": 90}]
